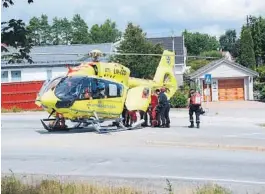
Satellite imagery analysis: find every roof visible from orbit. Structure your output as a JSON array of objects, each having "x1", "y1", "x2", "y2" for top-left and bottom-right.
[
  {"x1": 188, "y1": 58, "x2": 259, "y2": 79},
  {"x1": 146, "y1": 36, "x2": 185, "y2": 64},
  {"x1": 1, "y1": 43, "x2": 114, "y2": 68}
]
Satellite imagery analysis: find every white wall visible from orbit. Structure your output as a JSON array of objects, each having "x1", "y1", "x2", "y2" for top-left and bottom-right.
[
  {"x1": 174, "y1": 64, "x2": 185, "y2": 87},
  {"x1": 211, "y1": 79, "x2": 219, "y2": 101},
  {"x1": 248, "y1": 76, "x2": 254, "y2": 100},
  {"x1": 198, "y1": 62, "x2": 249, "y2": 79},
  {"x1": 244, "y1": 77, "x2": 248, "y2": 100},
  {"x1": 1, "y1": 66, "x2": 68, "y2": 83}
]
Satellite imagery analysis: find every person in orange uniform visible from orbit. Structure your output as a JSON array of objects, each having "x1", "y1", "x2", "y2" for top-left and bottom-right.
[{"x1": 150, "y1": 89, "x2": 160, "y2": 127}]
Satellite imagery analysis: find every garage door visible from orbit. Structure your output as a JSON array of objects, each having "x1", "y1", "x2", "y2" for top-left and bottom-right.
[{"x1": 218, "y1": 79, "x2": 244, "y2": 101}]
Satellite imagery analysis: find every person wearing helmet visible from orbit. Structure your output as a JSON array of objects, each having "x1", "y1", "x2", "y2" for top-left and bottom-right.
[
  {"x1": 157, "y1": 86, "x2": 170, "y2": 128},
  {"x1": 188, "y1": 88, "x2": 202, "y2": 128},
  {"x1": 95, "y1": 82, "x2": 107, "y2": 99}
]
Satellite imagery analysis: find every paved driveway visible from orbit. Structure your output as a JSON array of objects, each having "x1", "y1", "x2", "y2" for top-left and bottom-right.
[{"x1": 175, "y1": 101, "x2": 265, "y2": 120}]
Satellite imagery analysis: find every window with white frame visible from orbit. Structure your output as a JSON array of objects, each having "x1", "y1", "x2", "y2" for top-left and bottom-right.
[
  {"x1": 47, "y1": 69, "x2": 52, "y2": 80},
  {"x1": 11, "y1": 70, "x2": 21, "y2": 82},
  {"x1": 1, "y1": 71, "x2": 8, "y2": 82}
]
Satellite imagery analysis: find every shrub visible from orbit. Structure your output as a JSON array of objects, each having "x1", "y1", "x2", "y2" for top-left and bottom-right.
[
  {"x1": 200, "y1": 50, "x2": 223, "y2": 59},
  {"x1": 170, "y1": 91, "x2": 188, "y2": 108},
  {"x1": 195, "y1": 184, "x2": 232, "y2": 194},
  {"x1": 188, "y1": 59, "x2": 209, "y2": 71},
  {"x1": 260, "y1": 84, "x2": 265, "y2": 101},
  {"x1": 1, "y1": 175, "x2": 143, "y2": 194},
  {"x1": 255, "y1": 65, "x2": 265, "y2": 83}
]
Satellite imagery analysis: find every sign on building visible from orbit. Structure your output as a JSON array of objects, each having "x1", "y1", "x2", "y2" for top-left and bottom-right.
[{"x1": 204, "y1": 74, "x2": 212, "y2": 85}]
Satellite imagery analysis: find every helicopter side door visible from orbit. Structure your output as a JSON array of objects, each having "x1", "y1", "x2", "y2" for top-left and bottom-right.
[
  {"x1": 125, "y1": 86, "x2": 151, "y2": 112},
  {"x1": 72, "y1": 77, "x2": 125, "y2": 119}
]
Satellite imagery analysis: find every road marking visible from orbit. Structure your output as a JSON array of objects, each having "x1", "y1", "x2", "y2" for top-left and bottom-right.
[
  {"x1": 153, "y1": 175, "x2": 265, "y2": 185},
  {"x1": 225, "y1": 133, "x2": 265, "y2": 139},
  {"x1": 145, "y1": 141, "x2": 265, "y2": 152},
  {"x1": 225, "y1": 133, "x2": 265, "y2": 137},
  {"x1": 226, "y1": 136, "x2": 265, "y2": 140},
  {"x1": 97, "y1": 174, "x2": 265, "y2": 185},
  {"x1": 3, "y1": 172, "x2": 265, "y2": 186}
]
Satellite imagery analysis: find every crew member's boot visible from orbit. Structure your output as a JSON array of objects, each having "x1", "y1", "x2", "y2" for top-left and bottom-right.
[
  {"x1": 196, "y1": 122, "x2": 200, "y2": 128},
  {"x1": 188, "y1": 121, "x2": 194, "y2": 128}
]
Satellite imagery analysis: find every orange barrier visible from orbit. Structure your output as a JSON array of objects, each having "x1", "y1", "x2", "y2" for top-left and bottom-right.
[{"x1": 1, "y1": 80, "x2": 45, "y2": 110}]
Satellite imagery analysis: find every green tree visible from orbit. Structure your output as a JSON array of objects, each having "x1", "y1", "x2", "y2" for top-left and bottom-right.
[
  {"x1": 90, "y1": 19, "x2": 122, "y2": 43},
  {"x1": 239, "y1": 25, "x2": 256, "y2": 69},
  {"x1": 39, "y1": 14, "x2": 52, "y2": 45},
  {"x1": 233, "y1": 39, "x2": 241, "y2": 61},
  {"x1": 60, "y1": 18, "x2": 73, "y2": 44},
  {"x1": 112, "y1": 22, "x2": 163, "y2": 78},
  {"x1": 26, "y1": 16, "x2": 41, "y2": 45},
  {"x1": 248, "y1": 15, "x2": 263, "y2": 66},
  {"x1": 182, "y1": 30, "x2": 220, "y2": 55},
  {"x1": 71, "y1": 14, "x2": 91, "y2": 44},
  {"x1": 258, "y1": 17, "x2": 265, "y2": 64},
  {"x1": 219, "y1": 29, "x2": 239, "y2": 58},
  {"x1": 1, "y1": 0, "x2": 34, "y2": 63},
  {"x1": 51, "y1": 17, "x2": 62, "y2": 45}
]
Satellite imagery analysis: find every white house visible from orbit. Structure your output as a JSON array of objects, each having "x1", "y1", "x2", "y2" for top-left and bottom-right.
[
  {"x1": 188, "y1": 58, "x2": 259, "y2": 101},
  {"x1": 1, "y1": 43, "x2": 114, "y2": 83}
]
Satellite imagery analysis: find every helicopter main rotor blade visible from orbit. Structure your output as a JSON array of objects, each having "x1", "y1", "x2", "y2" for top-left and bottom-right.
[
  {"x1": 29, "y1": 52, "x2": 220, "y2": 59},
  {"x1": 29, "y1": 53, "x2": 85, "y2": 56}
]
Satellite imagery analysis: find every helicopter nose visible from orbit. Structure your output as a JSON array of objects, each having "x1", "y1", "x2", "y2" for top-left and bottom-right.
[{"x1": 40, "y1": 90, "x2": 57, "y2": 108}]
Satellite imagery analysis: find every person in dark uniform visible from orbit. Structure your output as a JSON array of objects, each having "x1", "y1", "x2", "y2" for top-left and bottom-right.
[
  {"x1": 164, "y1": 88, "x2": 171, "y2": 128},
  {"x1": 157, "y1": 87, "x2": 169, "y2": 128},
  {"x1": 188, "y1": 89, "x2": 201, "y2": 128},
  {"x1": 154, "y1": 89, "x2": 161, "y2": 127}
]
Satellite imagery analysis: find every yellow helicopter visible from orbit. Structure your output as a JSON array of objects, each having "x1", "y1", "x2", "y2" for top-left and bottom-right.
[{"x1": 35, "y1": 49, "x2": 177, "y2": 133}]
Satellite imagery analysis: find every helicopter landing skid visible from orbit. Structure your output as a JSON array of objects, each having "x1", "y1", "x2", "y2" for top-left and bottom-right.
[
  {"x1": 96, "y1": 118, "x2": 146, "y2": 133},
  {"x1": 40, "y1": 116, "x2": 145, "y2": 133},
  {"x1": 40, "y1": 118, "x2": 74, "y2": 132}
]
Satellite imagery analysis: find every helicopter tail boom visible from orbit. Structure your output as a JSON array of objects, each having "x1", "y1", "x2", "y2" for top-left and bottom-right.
[
  {"x1": 153, "y1": 50, "x2": 177, "y2": 99},
  {"x1": 127, "y1": 50, "x2": 177, "y2": 99}
]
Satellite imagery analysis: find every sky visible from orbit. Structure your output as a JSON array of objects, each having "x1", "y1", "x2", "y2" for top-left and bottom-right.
[{"x1": 1, "y1": 0, "x2": 265, "y2": 38}]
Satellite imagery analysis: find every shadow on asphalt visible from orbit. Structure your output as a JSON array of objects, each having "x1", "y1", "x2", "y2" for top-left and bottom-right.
[{"x1": 35, "y1": 126, "x2": 143, "y2": 135}]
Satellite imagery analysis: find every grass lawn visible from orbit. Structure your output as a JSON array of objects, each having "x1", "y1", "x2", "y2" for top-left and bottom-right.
[{"x1": 1, "y1": 174, "x2": 233, "y2": 194}]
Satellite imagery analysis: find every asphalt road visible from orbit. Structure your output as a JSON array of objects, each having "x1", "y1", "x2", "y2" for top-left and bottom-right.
[{"x1": 2, "y1": 110, "x2": 265, "y2": 193}]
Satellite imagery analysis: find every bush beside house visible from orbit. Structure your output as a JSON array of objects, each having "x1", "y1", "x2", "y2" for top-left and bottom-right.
[
  {"x1": 170, "y1": 91, "x2": 188, "y2": 108},
  {"x1": 254, "y1": 66, "x2": 265, "y2": 102}
]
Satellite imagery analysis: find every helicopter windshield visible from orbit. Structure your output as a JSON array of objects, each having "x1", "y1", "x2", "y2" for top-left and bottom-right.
[
  {"x1": 38, "y1": 76, "x2": 63, "y2": 97},
  {"x1": 54, "y1": 76, "x2": 85, "y2": 101},
  {"x1": 54, "y1": 76, "x2": 123, "y2": 101}
]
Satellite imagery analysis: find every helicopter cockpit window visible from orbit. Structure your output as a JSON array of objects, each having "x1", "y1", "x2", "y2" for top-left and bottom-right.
[
  {"x1": 38, "y1": 76, "x2": 63, "y2": 97},
  {"x1": 90, "y1": 78, "x2": 123, "y2": 99},
  {"x1": 54, "y1": 76, "x2": 123, "y2": 101},
  {"x1": 54, "y1": 76, "x2": 85, "y2": 101},
  {"x1": 78, "y1": 77, "x2": 93, "y2": 100},
  {"x1": 91, "y1": 79, "x2": 107, "y2": 99}
]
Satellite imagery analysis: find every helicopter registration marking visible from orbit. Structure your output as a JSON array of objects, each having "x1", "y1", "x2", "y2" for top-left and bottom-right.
[
  {"x1": 105, "y1": 68, "x2": 111, "y2": 73},
  {"x1": 114, "y1": 68, "x2": 126, "y2": 75}
]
